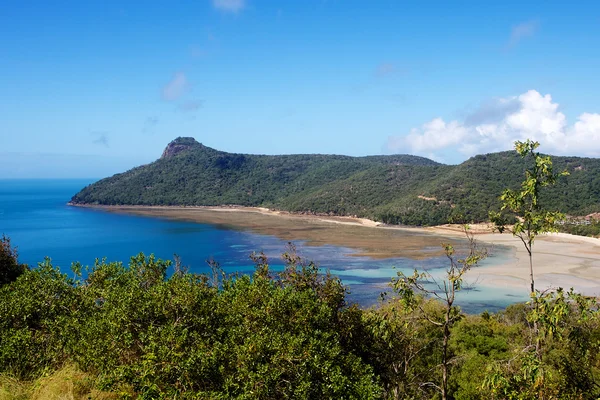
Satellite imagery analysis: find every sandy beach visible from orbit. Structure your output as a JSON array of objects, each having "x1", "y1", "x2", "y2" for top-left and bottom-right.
[
  {"x1": 426, "y1": 226, "x2": 600, "y2": 296},
  {"x1": 71, "y1": 204, "x2": 600, "y2": 297}
]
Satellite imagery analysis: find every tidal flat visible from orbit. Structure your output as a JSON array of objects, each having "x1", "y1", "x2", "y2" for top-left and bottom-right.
[
  {"x1": 74, "y1": 204, "x2": 600, "y2": 304},
  {"x1": 74, "y1": 204, "x2": 460, "y2": 259}
]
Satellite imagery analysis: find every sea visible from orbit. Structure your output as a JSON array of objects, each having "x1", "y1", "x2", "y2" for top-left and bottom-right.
[{"x1": 0, "y1": 179, "x2": 528, "y2": 313}]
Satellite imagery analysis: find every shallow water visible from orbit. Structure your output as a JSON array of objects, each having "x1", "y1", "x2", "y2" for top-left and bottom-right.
[{"x1": 0, "y1": 179, "x2": 527, "y2": 312}]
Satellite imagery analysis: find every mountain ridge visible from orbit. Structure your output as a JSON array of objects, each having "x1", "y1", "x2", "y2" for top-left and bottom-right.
[{"x1": 71, "y1": 137, "x2": 600, "y2": 226}]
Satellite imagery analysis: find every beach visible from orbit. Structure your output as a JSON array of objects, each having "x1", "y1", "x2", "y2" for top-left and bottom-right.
[{"x1": 71, "y1": 204, "x2": 600, "y2": 297}]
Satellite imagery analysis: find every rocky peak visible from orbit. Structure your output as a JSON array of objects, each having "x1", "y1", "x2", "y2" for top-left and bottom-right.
[{"x1": 161, "y1": 137, "x2": 201, "y2": 159}]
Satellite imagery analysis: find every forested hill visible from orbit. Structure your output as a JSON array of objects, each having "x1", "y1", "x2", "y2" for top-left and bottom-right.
[{"x1": 71, "y1": 137, "x2": 600, "y2": 226}]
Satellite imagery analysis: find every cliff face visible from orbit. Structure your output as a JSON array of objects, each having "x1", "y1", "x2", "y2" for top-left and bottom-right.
[{"x1": 161, "y1": 137, "x2": 201, "y2": 159}]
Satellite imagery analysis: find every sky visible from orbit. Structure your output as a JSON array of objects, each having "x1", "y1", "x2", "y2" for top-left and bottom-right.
[{"x1": 2, "y1": 0, "x2": 600, "y2": 178}]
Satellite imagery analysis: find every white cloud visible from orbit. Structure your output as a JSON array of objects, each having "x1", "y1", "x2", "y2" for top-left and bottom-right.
[
  {"x1": 162, "y1": 72, "x2": 189, "y2": 101},
  {"x1": 504, "y1": 90, "x2": 566, "y2": 146},
  {"x1": 212, "y1": 0, "x2": 245, "y2": 13},
  {"x1": 404, "y1": 118, "x2": 469, "y2": 153},
  {"x1": 569, "y1": 113, "x2": 600, "y2": 153},
  {"x1": 508, "y1": 20, "x2": 539, "y2": 48},
  {"x1": 385, "y1": 90, "x2": 600, "y2": 160}
]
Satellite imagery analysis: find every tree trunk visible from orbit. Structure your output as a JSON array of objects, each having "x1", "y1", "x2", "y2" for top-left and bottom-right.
[
  {"x1": 528, "y1": 245, "x2": 542, "y2": 358},
  {"x1": 442, "y1": 312, "x2": 450, "y2": 400},
  {"x1": 528, "y1": 248, "x2": 535, "y2": 294}
]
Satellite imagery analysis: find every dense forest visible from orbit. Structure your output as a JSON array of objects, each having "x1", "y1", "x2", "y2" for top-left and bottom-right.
[
  {"x1": 2, "y1": 235, "x2": 600, "y2": 399},
  {"x1": 70, "y1": 137, "x2": 600, "y2": 227}
]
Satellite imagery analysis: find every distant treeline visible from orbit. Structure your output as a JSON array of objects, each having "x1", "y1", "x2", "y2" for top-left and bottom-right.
[
  {"x1": 70, "y1": 137, "x2": 600, "y2": 227},
  {"x1": 558, "y1": 219, "x2": 600, "y2": 237},
  {"x1": 2, "y1": 236, "x2": 600, "y2": 399}
]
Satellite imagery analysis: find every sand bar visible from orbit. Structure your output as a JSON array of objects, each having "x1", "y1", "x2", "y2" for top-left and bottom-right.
[{"x1": 70, "y1": 204, "x2": 600, "y2": 297}]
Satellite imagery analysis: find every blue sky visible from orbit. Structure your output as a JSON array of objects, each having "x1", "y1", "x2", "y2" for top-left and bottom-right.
[{"x1": 2, "y1": 0, "x2": 600, "y2": 178}]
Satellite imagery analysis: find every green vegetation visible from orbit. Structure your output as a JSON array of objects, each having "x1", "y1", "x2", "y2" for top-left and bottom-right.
[
  {"x1": 71, "y1": 137, "x2": 600, "y2": 226},
  {"x1": 558, "y1": 219, "x2": 600, "y2": 237},
  {"x1": 489, "y1": 140, "x2": 586, "y2": 391},
  {"x1": 0, "y1": 364, "x2": 119, "y2": 400},
  {"x1": 0, "y1": 248, "x2": 380, "y2": 399},
  {"x1": 2, "y1": 239, "x2": 600, "y2": 399},
  {"x1": 0, "y1": 235, "x2": 28, "y2": 286}
]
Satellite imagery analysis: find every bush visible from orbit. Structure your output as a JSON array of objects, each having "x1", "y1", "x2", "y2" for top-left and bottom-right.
[
  {"x1": 0, "y1": 251, "x2": 381, "y2": 399},
  {"x1": 0, "y1": 235, "x2": 27, "y2": 286}
]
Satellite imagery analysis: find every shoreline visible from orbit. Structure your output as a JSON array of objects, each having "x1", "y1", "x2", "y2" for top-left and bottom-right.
[
  {"x1": 69, "y1": 203, "x2": 600, "y2": 297},
  {"x1": 68, "y1": 203, "x2": 386, "y2": 228}
]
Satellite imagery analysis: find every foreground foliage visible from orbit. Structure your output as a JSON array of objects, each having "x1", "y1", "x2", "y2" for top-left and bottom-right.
[
  {"x1": 2, "y1": 241, "x2": 600, "y2": 399},
  {"x1": 0, "y1": 235, "x2": 28, "y2": 286},
  {"x1": 0, "y1": 364, "x2": 121, "y2": 400},
  {"x1": 0, "y1": 250, "x2": 380, "y2": 399}
]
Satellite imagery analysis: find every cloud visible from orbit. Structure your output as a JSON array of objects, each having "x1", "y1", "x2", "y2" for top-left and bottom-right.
[
  {"x1": 397, "y1": 118, "x2": 469, "y2": 153},
  {"x1": 570, "y1": 113, "x2": 600, "y2": 147},
  {"x1": 385, "y1": 90, "x2": 600, "y2": 160},
  {"x1": 463, "y1": 98, "x2": 521, "y2": 126},
  {"x1": 162, "y1": 72, "x2": 189, "y2": 101},
  {"x1": 508, "y1": 20, "x2": 539, "y2": 48},
  {"x1": 92, "y1": 132, "x2": 109, "y2": 147},
  {"x1": 212, "y1": 0, "x2": 245, "y2": 13}
]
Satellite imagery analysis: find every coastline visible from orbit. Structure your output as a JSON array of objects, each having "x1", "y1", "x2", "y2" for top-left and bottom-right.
[
  {"x1": 70, "y1": 203, "x2": 600, "y2": 297},
  {"x1": 68, "y1": 203, "x2": 385, "y2": 228}
]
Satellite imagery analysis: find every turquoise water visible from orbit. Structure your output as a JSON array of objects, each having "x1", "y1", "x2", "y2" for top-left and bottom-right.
[{"x1": 0, "y1": 179, "x2": 526, "y2": 312}]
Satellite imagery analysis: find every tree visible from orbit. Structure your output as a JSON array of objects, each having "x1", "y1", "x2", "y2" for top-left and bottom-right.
[
  {"x1": 489, "y1": 139, "x2": 568, "y2": 295},
  {"x1": 484, "y1": 288, "x2": 600, "y2": 399},
  {"x1": 490, "y1": 140, "x2": 569, "y2": 363},
  {"x1": 393, "y1": 225, "x2": 486, "y2": 400},
  {"x1": 0, "y1": 234, "x2": 28, "y2": 286}
]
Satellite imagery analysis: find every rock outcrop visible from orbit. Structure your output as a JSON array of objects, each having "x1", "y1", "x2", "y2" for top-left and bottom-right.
[{"x1": 161, "y1": 137, "x2": 201, "y2": 159}]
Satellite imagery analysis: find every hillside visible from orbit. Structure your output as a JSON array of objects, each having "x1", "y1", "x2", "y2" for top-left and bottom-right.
[{"x1": 71, "y1": 137, "x2": 600, "y2": 226}]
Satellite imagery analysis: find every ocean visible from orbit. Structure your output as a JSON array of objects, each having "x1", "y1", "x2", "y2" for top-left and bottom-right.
[{"x1": 0, "y1": 179, "x2": 527, "y2": 312}]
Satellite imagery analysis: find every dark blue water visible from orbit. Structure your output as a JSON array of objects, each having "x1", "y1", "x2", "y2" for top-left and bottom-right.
[{"x1": 0, "y1": 179, "x2": 526, "y2": 312}]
